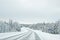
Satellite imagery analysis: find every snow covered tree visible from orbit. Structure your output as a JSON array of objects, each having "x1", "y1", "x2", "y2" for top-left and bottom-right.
[
  {"x1": 9, "y1": 19, "x2": 13, "y2": 31},
  {"x1": 53, "y1": 20, "x2": 60, "y2": 34}
]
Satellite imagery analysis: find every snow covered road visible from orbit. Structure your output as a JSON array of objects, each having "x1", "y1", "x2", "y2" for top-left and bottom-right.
[{"x1": 0, "y1": 27, "x2": 60, "y2": 40}]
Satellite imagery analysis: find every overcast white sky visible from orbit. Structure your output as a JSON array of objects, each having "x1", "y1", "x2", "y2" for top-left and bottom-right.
[{"x1": 0, "y1": 0, "x2": 60, "y2": 24}]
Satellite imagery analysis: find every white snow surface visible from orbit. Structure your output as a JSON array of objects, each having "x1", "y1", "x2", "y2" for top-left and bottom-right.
[{"x1": 0, "y1": 27, "x2": 60, "y2": 40}]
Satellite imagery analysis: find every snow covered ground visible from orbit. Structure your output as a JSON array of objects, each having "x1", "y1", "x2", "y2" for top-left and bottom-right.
[{"x1": 0, "y1": 27, "x2": 60, "y2": 40}]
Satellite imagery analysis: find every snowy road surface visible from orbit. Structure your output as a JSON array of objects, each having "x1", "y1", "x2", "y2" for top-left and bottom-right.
[{"x1": 0, "y1": 27, "x2": 60, "y2": 40}]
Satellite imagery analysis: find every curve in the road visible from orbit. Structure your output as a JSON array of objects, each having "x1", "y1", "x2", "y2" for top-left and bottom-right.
[{"x1": 1, "y1": 29, "x2": 41, "y2": 40}]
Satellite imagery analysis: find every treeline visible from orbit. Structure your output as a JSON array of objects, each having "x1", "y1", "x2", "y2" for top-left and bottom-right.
[
  {"x1": 0, "y1": 19, "x2": 60, "y2": 34},
  {"x1": 0, "y1": 20, "x2": 22, "y2": 33},
  {"x1": 29, "y1": 20, "x2": 60, "y2": 34}
]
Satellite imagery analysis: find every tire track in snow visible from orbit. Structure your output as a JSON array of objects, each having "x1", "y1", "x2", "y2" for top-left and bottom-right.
[
  {"x1": 1, "y1": 31, "x2": 30, "y2": 40},
  {"x1": 25, "y1": 32, "x2": 35, "y2": 40},
  {"x1": 34, "y1": 32, "x2": 41, "y2": 40},
  {"x1": 15, "y1": 30, "x2": 32, "y2": 40}
]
